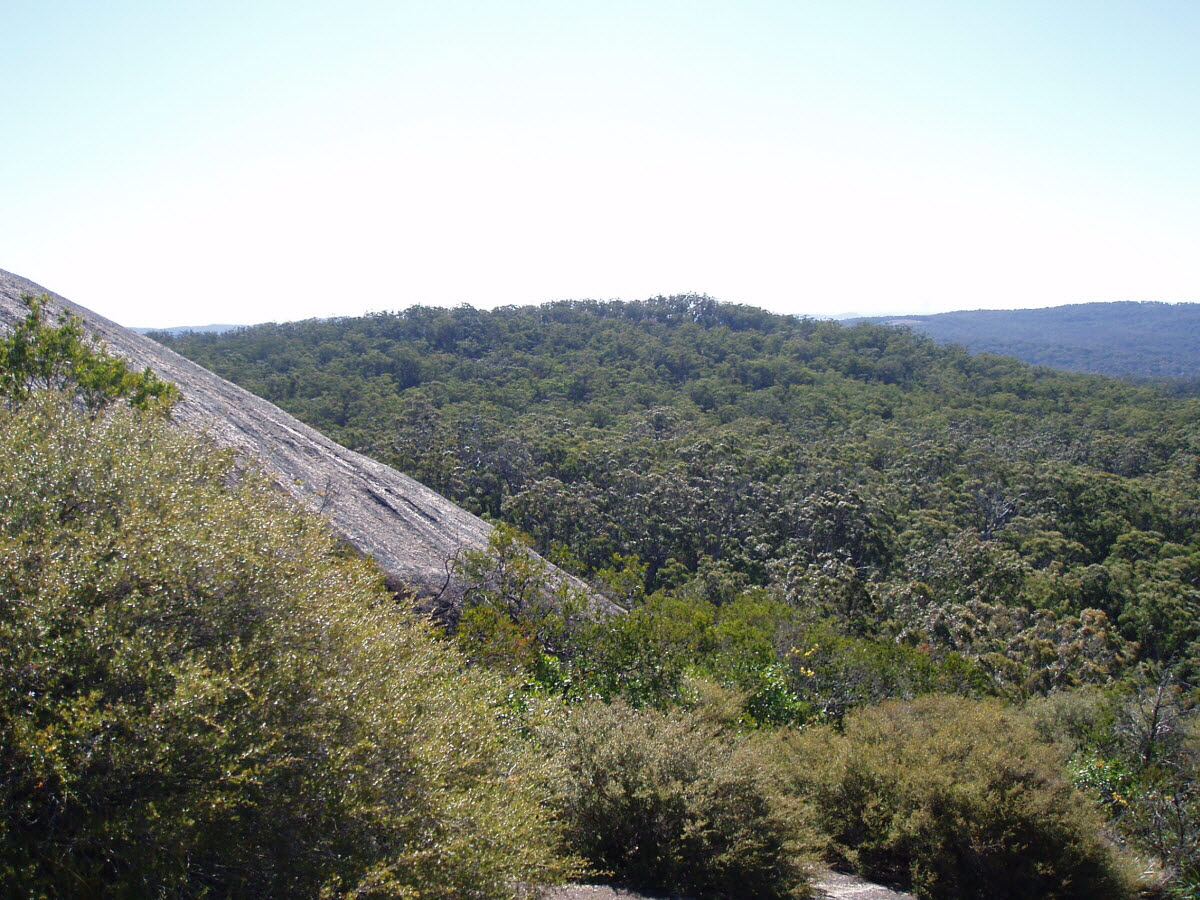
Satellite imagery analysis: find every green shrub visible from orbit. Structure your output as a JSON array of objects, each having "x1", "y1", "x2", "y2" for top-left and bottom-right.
[
  {"x1": 788, "y1": 695, "x2": 1135, "y2": 900},
  {"x1": 0, "y1": 395, "x2": 573, "y2": 897},
  {"x1": 0, "y1": 293, "x2": 178, "y2": 411},
  {"x1": 544, "y1": 699, "x2": 812, "y2": 899}
]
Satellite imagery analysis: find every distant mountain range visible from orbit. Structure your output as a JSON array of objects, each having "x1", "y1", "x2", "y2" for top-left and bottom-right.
[
  {"x1": 855, "y1": 301, "x2": 1200, "y2": 380},
  {"x1": 133, "y1": 323, "x2": 242, "y2": 336}
]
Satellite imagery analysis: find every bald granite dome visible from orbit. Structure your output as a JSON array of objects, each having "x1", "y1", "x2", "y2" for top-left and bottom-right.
[{"x1": 0, "y1": 268, "x2": 608, "y2": 614}]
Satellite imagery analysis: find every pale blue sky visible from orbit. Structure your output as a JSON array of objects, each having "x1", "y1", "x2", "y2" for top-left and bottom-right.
[{"x1": 3, "y1": 1, "x2": 1197, "y2": 326}]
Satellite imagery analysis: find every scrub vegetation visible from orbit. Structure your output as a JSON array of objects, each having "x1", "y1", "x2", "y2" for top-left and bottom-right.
[{"x1": 1, "y1": 299, "x2": 573, "y2": 898}]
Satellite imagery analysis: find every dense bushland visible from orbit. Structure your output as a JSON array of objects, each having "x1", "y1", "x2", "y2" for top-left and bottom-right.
[
  {"x1": 155, "y1": 295, "x2": 1200, "y2": 689},
  {"x1": 153, "y1": 293, "x2": 1200, "y2": 892},
  {"x1": 0, "y1": 298, "x2": 830, "y2": 898},
  {"x1": 544, "y1": 700, "x2": 812, "y2": 899},
  {"x1": 451, "y1": 528, "x2": 1144, "y2": 898},
  {"x1": 10, "y1": 292, "x2": 1192, "y2": 897}
]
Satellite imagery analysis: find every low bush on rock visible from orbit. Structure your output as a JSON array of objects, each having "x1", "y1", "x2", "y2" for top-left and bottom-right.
[
  {"x1": 544, "y1": 698, "x2": 813, "y2": 899},
  {"x1": 786, "y1": 695, "x2": 1136, "y2": 900}
]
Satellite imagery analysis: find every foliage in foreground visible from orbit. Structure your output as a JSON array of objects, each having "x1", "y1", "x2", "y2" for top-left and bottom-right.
[
  {"x1": 788, "y1": 695, "x2": 1136, "y2": 900},
  {"x1": 1026, "y1": 679, "x2": 1200, "y2": 894},
  {"x1": 543, "y1": 698, "x2": 812, "y2": 899},
  {"x1": 451, "y1": 526, "x2": 1146, "y2": 899},
  {"x1": 0, "y1": 395, "x2": 572, "y2": 897}
]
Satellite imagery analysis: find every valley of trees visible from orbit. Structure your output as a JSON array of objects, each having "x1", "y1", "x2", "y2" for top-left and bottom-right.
[
  {"x1": 4, "y1": 292, "x2": 1200, "y2": 897},
  {"x1": 155, "y1": 296, "x2": 1200, "y2": 686}
]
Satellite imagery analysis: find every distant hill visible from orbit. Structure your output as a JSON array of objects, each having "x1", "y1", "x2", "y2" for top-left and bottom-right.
[
  {"x1": 858, "y1": 301, "x2": 1200, "y2": 379},
  {"x1": 133, "y1": 323, "x2": 243, "y2": 336}
]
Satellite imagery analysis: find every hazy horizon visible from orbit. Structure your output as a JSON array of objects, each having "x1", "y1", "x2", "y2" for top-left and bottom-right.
[{"x1": 5, "y1": 2, "x2": 1198, "y2": 327}]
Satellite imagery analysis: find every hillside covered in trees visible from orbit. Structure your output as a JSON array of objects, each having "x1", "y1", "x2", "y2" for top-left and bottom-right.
[
  {"x1": 859, "y1": 300, "x2": 1200, "y2": 381},
  {"x1": 149, "y1": 295, "x2": 1200, "y2": 894},
  {"x1": 6, "y1": 289, "x2": 1198, "y2": 898},
  {"x1": 155, "y1": 295, "x2": 1200, "y2": 681}
]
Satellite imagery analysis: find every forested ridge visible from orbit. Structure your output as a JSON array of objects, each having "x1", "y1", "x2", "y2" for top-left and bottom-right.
[
  {"x1": 154, "y1": 294, "x2": 1200, "y2": 684},
  {"x1": 859, "y1": 300, "x2": 1200, "y2": 382}
]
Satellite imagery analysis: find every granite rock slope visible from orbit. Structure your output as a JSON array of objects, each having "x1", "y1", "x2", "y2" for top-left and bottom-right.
[{"x1": 0, "y1": 269, "x2": 600, "y2": 612}]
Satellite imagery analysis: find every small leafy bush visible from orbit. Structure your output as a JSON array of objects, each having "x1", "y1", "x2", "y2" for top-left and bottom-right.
[
  {"x1": 544, "y1": 699, "x2": 813, "y2": 899},
  {"x1": 788, "y1": 695, "x2": 1135, "y2": 900},
  {"x1": 0, "y1": 293, "x2": 178, "y2": 410}
]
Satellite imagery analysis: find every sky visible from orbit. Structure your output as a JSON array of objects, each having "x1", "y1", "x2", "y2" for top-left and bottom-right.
[{"x1": 3, "y1": 1, "x2": 1198, "y2": 327}]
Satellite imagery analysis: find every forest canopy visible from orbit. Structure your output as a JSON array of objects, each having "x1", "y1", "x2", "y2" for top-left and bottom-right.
[{"x1": 155, "y1": 294, "x2": 1200, "y2": 690}]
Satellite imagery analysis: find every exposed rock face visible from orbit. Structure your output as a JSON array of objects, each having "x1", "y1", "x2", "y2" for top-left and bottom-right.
[
  {"x1": 0, "y1": 269, "x2": 602, "y2": 613},
  {"x1": 542, "y1": 870, "x2": 917, "y2": 900}
]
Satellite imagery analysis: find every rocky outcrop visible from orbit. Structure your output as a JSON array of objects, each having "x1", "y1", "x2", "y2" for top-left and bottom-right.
[
  {"x1": 542, "y1": 871, "x2": 918, "y2": 900},
  {"x1": 0, "y1": 268, "x2": 605, "y2": 613}
]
